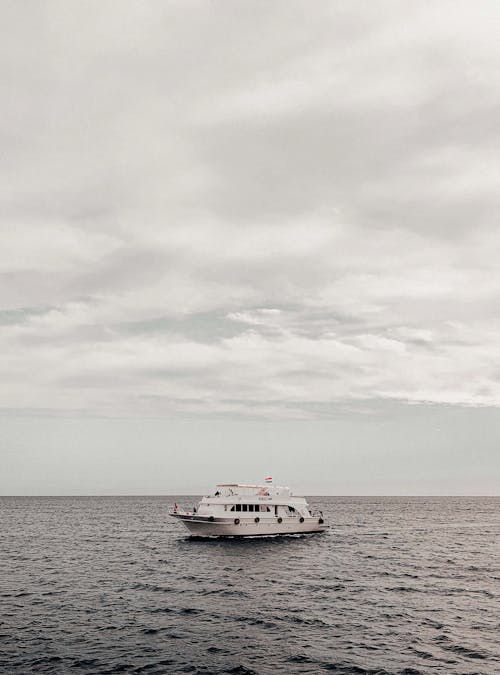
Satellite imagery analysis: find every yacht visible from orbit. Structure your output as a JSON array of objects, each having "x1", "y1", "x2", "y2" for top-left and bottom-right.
[{"x1": 170, "y1": 481, "x2": 327, "y2": 537}]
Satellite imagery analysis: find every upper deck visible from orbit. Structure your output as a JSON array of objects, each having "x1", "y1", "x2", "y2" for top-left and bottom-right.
[{"x1": 215, "y1": 483, "x2": 292, "y2": 498}]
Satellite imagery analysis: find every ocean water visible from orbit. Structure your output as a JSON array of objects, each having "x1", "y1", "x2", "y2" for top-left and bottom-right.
[{"x1": 0, "y1": 496, "x2": 498, "y2": 675}]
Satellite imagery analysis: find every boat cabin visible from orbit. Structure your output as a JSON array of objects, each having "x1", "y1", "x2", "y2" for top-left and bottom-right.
[{"x1": 195, "y1": 483, "x2": 311, "y2": 519}]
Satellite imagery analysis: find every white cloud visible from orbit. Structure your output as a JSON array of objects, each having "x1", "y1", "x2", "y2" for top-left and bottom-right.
[{"x1": 1, "y1": 1, "x2": 500, "y2": 418}]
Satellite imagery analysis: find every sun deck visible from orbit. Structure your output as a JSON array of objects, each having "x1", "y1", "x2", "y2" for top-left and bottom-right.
[{"x1": 214, "y1": 484, "x2": 292, "y2": 497}]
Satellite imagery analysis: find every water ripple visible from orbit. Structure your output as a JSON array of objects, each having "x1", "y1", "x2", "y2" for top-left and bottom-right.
[{"x1": 0, "y1": 496, "x2": 499, "y2": 674}]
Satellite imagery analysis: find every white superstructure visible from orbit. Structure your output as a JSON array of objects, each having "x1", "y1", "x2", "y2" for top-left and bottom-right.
[{"x1": 170, "y1": 482, "x2": 327, "y2": 537}]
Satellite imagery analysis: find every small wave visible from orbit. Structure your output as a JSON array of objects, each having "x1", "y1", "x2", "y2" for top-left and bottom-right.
[
  {"x1": 410, "y1": 649, "x2": 434, "y2": 660},
  {"x1": 30, "y1": 656, "x2": 63, "y2": 666},
  {"x1": 283, "y1": 614, "x2": 329, "y2": 627},
  {"x1": 442, "y1": 644, "x2": 490, "y2": 660},
  {"x1": 131, "y1": 582, "x2": 175, "y2": 593},
  {"x1": 286, "y1": 655, "x2": 394, "y2": 674},
  {"x1": 233, "y1": 616, "x2": 277, "y2": 629},
  {"x1": 96, "y1": 624, "x2": 120, "y2": 631},
  {"x1": 201, "y1": 588, "x2": 249, "y2": 598},
  {"x1": 131, "y1": 660, "x2": 176, "y2": 673},
  {"x1": 420, "y1": 618, "x2": 443, "y2": 629},
  {"x1": 95, "y1": 664, "x2": 135, "y2": 674},
  {"x1": 73, "y1": 658, "x2": 100, "y2": 667},
  {"x1": 150, "y1": 606, "x2": 202, "y2": 616},
  {"x1": 386, "y1": 585, "x2": 421, "y2": 593}
]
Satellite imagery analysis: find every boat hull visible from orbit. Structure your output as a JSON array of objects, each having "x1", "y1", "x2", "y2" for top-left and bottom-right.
[{"x1": 171, "y1": 513, "x2": 327, "y2": 537}]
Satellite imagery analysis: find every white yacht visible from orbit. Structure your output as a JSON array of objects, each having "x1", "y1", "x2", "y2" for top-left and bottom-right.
[{"x1": 170, "y1": 481, "x2": 327, "y2": 537}]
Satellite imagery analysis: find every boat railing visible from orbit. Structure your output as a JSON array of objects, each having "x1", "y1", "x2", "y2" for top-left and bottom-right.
[{"x1": 171, "y1": 503, "x2": 198, "y2": 516}]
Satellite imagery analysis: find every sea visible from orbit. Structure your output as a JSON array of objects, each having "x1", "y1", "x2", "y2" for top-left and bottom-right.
[{"x1": 1, "y1": 496, "x2": 498, "y2": 675}]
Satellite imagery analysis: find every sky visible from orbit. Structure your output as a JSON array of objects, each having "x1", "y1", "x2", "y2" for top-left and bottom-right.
[{"x1": 1, "y1": 1, "x2": 499, "y2": 494}]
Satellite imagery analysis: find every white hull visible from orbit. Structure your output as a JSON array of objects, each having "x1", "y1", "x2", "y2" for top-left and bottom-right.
[{"x1": 172, "y1": 514, "x2": 327, "y2": 537}]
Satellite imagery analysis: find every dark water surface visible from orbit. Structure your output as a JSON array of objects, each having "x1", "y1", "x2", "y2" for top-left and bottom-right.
[{"x1": 1, "y1": 496, "x2": 498, "y2": 675}]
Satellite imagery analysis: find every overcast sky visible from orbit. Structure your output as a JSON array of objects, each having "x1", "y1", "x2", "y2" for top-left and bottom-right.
[{"x1": 1, "y1": 1, "x2": 499, "y2": 494}]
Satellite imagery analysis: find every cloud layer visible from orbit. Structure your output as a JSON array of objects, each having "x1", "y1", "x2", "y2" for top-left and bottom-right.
[{"x1": 1, "y1": 1, "x2": 500, "y2": 419}]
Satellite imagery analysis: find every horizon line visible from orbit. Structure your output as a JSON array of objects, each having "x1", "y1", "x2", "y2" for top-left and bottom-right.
[{"x1": 1, "y1": 493, "x2": 498, "y2": 498}]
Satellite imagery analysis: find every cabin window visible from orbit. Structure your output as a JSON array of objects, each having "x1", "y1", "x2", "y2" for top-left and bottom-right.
[
  {"x1": 236, "y1": 504, "x2": 241, "y2": 511},
  {"x1": 259, "y1": 505, "x2": 270, "y2": 512},
  {"x1": 248, "y1": 504, "x2": 254, "y2": 512},
  {"x1": 242, "y1": 504, "x2": 247, "y2": 512}
]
